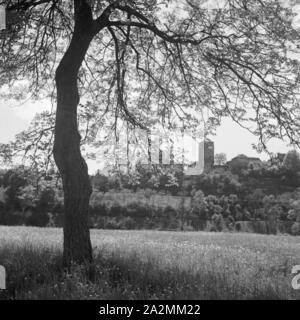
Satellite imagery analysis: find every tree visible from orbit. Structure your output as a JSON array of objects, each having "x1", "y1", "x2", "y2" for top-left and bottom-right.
[
  {"x1": 190, "y1": 190, "x2": 208, "y2": 220},
  {"x1": 92, "y1": 172, "x2": 109, "y2": 193},
  {"x1": 1, "y1": 0, "x2": 300, "y2": 266},
  {"x1": 228, "y1": 154, "x2": 252, "y2": 175},
  {"x1": 0, "y1": 186, "x2": 7, "y2": 204},
  {"x1": 214, "y1": 153, "x2": 227, "y2": 166},
  {"x1": 283, "y1": 150, "x2": 300, "y2": 172},
  {"x1": 18, "y1": 184, "x2": 37, "y2": 214}
]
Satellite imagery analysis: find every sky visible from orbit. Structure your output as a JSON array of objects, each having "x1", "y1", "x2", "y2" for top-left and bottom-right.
[{"x1": 0, "y1": 98, "x2": 293, "y2": 174}]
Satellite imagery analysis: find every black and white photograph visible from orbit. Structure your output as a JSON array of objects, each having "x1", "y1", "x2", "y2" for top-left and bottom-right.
[{"x1": 0, "y1": 0, "x2": 300, "y2": 306}]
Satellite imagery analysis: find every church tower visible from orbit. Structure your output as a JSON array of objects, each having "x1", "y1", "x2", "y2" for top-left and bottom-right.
[{"x1": 200, "y1": 139, "x2": 214, "y2": 171}]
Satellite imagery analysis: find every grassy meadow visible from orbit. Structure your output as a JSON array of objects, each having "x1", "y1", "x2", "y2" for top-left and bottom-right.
[{"x1": 0, "y1": 226, "x2": 300, "y2": 299}]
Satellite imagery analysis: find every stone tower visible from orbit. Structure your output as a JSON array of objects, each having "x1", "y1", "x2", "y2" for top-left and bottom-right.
[
  {"x1": 185, "y1": 139, "x2": 214, "y2": 176},
  {"x1": 199, "y1": 139, "x2": 214, "y2": 171}
]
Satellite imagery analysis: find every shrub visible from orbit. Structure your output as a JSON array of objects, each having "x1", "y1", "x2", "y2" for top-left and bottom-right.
[
  {"x1": 210, "y1": 225, "x2": 217, "y2": 232},
  {"x1": 119, "y1": 217, "x2": 137, "y2": 230},
  {"x1": 162, "y1": 206, "x2": 178, "y2": 229},
  {"x1": 37, "y1": 188, "x2": 56, "y2": 212},
  {"x1": 193, "y1": 171, "x2": 241, "y2": 196},
  {"x1": 90, "y1": 203, "x2": 108, "y2": 217},
  {"x1": 226, "y1": 215, "x2": 235, "y2": 231},
  {"x1": 235, "y1": 222, "x2": 242, "y2": 232},
  {"x1": 91, "y1": 216, "x2": 106, "y2": 229},
  {"x1": 182, "y1": 224, "x2": 195, "y2": 231},
  {"x1": 126, "y1": 202, "x2": 151, "y2": 218},
  {"x1": 109, "y1": 204, "x2": 124, "y2": 217},
  {"x1": 291, "y1": 222, "x2": 300, "y2": 235},
  {"x1": 26, "y1": 208, "x2": 49, "y2": 227},
  {"x1": 92, "y1": 173, "x2": 109, "y2": 193},
  {"x1": 211, "y1": 213, "x2": 223, "y2": 232},
  {"x1": 104, "y1": 217, "x2": 121, "y2": 229},
  {"x1": 190, "y1": 190, "x2": 208, "y2": 220}
]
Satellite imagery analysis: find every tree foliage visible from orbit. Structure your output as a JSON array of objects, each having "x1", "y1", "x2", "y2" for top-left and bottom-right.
[
  {"x1": 214, "y1": 152, "x2": 227, "y2": 165},
  {"x1": 283, "y1": 150, "x2": 300, "y2": 172},
  {"x1": 1, "y1": 0, "x2": 300, "y2": 167}
]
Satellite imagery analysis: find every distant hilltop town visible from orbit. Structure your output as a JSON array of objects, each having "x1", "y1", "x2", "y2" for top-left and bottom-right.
[
  {"x1": 135, "y1": 138, "x2": 289, "y2": 177},
  {"x1": 114, "y1": 129, "x2": 291, "y2": 178}
]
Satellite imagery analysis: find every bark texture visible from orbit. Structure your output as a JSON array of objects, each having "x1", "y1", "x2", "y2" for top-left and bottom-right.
[{"x1": 53, "y1": 1, "x2": 98, "y2": 266}]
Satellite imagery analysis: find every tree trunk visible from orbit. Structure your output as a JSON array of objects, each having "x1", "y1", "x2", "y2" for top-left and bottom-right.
[
  {"x1": 53, "y1": 3, "x2": 95, "y2": 267},
  {"x1": 147, "y1": 128, "x2": 152, "y2": 165},
  {"x1": 126, "y1": 123, "x2": 130, "y2": 173}
]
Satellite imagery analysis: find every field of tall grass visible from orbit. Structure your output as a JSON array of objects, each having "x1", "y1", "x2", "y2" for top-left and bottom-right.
[{"x1": 0, "y1": 226, "x2": 300, "y2": 299}]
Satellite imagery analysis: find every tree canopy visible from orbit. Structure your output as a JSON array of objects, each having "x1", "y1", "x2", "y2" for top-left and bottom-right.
[{"x1": 1, "y1": 0, "x2": 300, "y2": 168}]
